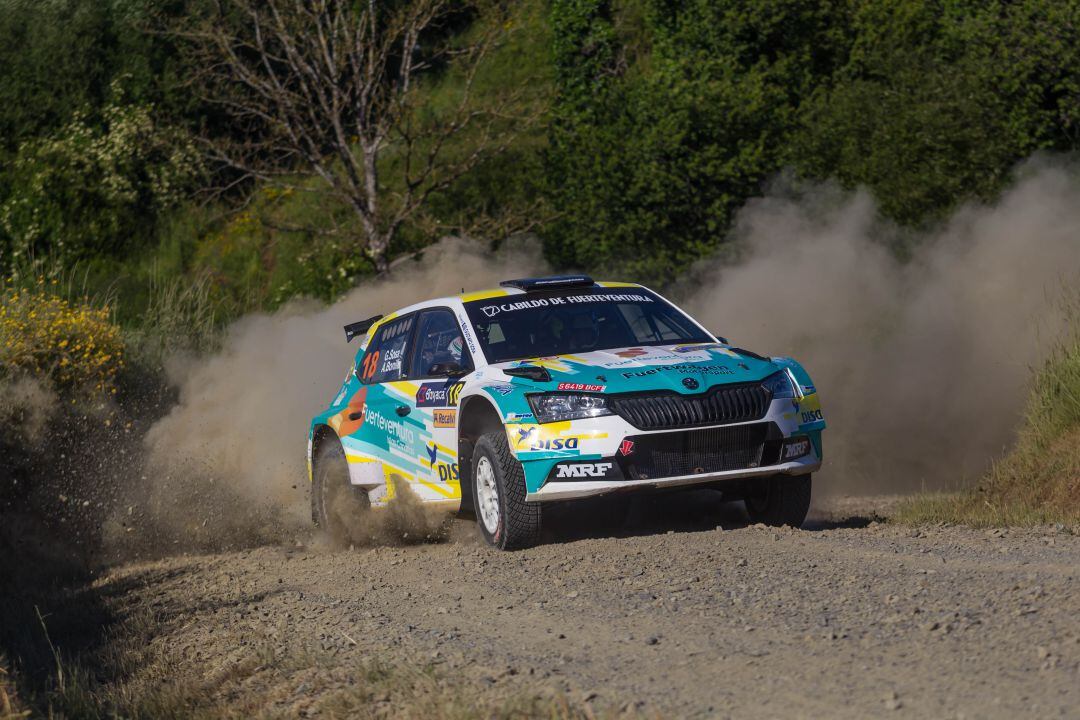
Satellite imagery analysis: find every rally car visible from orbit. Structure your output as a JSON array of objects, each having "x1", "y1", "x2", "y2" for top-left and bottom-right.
[{"x1": 308, "y1": 275, "x2": 825, "y2": 549}]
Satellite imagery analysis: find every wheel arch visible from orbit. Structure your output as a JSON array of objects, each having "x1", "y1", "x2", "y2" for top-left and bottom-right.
[
  {"x1": 457, "y1": 394, "x2": 504, "y2": 516},
  {"x1": 310, "y1": 423, "x2": 341, "y2": 475}
]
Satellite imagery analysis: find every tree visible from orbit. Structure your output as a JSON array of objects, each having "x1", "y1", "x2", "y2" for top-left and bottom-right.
[
  {"x1": 178, "y1": 0, "x2": 528, "y2": 274},
  {"x1": 0, "y1": 84, "x2": 201, "y2": 272},
  {"x1": 543, "y1": 0, "x2": 847, "y2": 285}
]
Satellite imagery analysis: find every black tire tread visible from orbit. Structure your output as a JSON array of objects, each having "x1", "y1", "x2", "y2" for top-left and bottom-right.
[
  {"x1": 311, "y1": 434, "x2": 368, "y2": 545},
  {"x1": 475, "y1": 431, "x2": 541, "y2": 550},
  {"x1": 746, "y1": 474, "x2": 812, "y2": 528}
]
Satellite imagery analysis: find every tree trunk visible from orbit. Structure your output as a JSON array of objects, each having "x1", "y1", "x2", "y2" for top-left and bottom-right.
[{"x1": 366, "y1": 229, "x2": 391, "y2": 274}]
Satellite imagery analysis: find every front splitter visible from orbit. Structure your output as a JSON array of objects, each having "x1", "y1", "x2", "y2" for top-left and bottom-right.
[{"x1": 526, "y1": 459, "x2": 820, "y2": 502}]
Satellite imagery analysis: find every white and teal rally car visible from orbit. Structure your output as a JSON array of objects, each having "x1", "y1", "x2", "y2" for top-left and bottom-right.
[{"x1": 308, "y1": 276, "x2": 825, "y2": 549}]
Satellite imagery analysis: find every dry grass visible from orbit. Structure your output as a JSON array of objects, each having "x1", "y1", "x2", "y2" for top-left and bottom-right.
[
  {"x1": 5, "y1": 599, "x2": 633, "y2": 720},
  {"x1": 1, "y1": 654, "x2": 30, "y2": 720},
  {"x1": 896, "y1": 297, "x2": 1080, "y2": 528}
]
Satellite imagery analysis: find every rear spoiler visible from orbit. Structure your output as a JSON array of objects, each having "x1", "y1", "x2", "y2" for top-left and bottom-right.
[{"x1": 344, "y1": 315, "x2": 383, "y2": 343}]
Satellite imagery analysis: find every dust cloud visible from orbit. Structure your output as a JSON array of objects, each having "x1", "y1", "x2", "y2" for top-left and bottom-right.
[
  {"x1": 683, "y1": 158, "x2": 1080, "y2": 494},
  {"x1": 139, "y1": 237, "x2": 547, "y2": 546},
  {"x1": 141, "y1": 159, "x2": 1080, "y2": 542}
]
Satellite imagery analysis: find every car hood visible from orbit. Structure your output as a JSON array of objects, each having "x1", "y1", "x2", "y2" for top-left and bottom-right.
[{"x1": 493, "y1": 343, "x2": 779, "y2": 394}]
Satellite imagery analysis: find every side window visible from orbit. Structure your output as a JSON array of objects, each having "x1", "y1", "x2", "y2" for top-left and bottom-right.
[
  {"x1": 410, "y1": 309, "x2": 473, "y2": 378},
  {"x1": 358, "y1": 315, "x2": 414, "y2": 384}
]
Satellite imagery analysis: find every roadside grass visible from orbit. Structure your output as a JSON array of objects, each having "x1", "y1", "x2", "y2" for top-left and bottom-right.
[
  {"x1": 7, "y1": 599, "x2": 631, "y2": 720},
  {"x1": 896, "y1": 297, "x2": 1080, "y2": 528},
  {"x1": 1, "y1": 654, "x2": 29, "y2": 720}
]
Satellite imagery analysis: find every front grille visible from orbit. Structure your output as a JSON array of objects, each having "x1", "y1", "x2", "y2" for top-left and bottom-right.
[
  {"x1": 609, "y1": 383, "x2": 769, "y2": 430},
  {"x1": 620, "y1": 422, "x2": 782, "y2": 480}
]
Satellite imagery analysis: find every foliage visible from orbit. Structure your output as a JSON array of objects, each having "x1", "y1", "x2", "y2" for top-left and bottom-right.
[
  {"x1": 543, "y1": 0, "x2": 1080, "y2": 283},
  {"x1": 543, "y1": 0, "x2": 849, "y2": 284},
  {"x1": 0, "y1": 278, "x2": 125, "y2": 395},
  {"x1": 2, "y1": 0, "x2": 1080, "y2": 312},
  {"x1": 792, "y1": 0, "x2": 1080, "y2": 225},
  {"x1": 896, "y1": 298, "x2": 1080, "y2": 527},
  {"x1": 0, "y1": 84, "x2": 202, "y2": 272},
  {"x1": 175, "y1": 0, "x2": 536, "y2": 275}
]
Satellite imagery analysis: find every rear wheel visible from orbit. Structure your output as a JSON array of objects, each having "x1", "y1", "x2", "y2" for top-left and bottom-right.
[
  {"x1": 471, "y1": 431, "x2": 541, "y2": 550},
  {"x1": 312, "y1": 435, "x2": 369, "y2": 546},
  {"x1": 744, "y1": 474, "x2": 811, "y2": 528}
]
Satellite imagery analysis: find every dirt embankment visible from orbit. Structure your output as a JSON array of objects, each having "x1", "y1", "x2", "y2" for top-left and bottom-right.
[{"x1": 12, "y1": 495, "x2": 1079, "y2": 719}]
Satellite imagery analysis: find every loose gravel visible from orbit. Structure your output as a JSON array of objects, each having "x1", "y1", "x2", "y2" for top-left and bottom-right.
[{"x1": 94, "y1": 493, "x2": 1080, "y2": 718}]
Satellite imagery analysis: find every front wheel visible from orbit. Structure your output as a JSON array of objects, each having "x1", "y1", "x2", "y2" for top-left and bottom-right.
[
  {"x1": 471, "y1": 431, "x2": 541, "y2": 550},
  {"x1": 311, "y1": 434, "x2": 369, "y2": 546},
  {"x1": 744, "y1": 474, "x2": 811, "y2": 528}
]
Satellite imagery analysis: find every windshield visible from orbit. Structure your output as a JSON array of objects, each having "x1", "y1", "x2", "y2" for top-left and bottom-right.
[{"x1": 463, "y1": 288, "x2": 713, "y2": 364}]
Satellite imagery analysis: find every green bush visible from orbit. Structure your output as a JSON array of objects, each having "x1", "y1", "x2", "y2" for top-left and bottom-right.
[{"x1": 0, "y1": 85, "x2": 201, "y2": 272}]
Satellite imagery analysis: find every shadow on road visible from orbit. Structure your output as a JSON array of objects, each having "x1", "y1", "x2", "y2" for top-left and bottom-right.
[{"x1": 538, "y1": 488, "x2": 885, "y2": 544}]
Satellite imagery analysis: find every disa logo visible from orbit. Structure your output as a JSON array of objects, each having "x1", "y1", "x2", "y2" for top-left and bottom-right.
[{"x1": 531, "y1": 438, "x2": 580, "y2": 451}]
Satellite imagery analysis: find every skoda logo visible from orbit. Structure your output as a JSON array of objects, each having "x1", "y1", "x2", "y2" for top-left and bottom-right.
[{"x1": 682, "y1": 377, "x2": 699, "y2": 390}]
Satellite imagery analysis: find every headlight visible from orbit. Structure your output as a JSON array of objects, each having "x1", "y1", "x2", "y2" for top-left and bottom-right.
[
  {"x1": 527, "y1": 394, "x2": 612, "y2": 424},
  {"x1": 761, "y1": 370, "x2": 796, "y2": 399}
]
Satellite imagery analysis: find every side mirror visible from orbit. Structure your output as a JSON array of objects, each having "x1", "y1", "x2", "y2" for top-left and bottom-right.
[
  {"x1": 429, "y1": 361, "x2": 468, "y2": 378},
  {"x1": 713, "y1": 333, "x2": 729, "y2": 344}
]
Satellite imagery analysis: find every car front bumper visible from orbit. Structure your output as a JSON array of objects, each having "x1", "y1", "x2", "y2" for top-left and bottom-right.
[
  {"x1": 527, "y1": 455, "x2": 820, "y2": 501},
  {"x1": 509, "y1": 392, "x2": 825, "y2": 501}
]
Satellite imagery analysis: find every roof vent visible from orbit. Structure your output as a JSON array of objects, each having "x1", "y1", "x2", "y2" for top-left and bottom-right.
[{"x1": 499, "y1": 275, "x2": 594, "y2": 292}]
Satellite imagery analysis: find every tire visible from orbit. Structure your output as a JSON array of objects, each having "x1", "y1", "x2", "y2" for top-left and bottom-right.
[
  {"x1": 744, "y1": 474, "x2": 811, "y2": 528},
  {"x1": 471, "y1": 431, "x2": 541, "y2": 550},
  {"x1": 311, "y1": 434, "x2": 369, "y2": 546}
]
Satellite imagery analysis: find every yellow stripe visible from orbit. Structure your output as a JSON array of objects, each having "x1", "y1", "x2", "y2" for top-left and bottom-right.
[
  {"x1": 434, "y1": 441, "x2": 456, "y2": 457},
  {"x1": 597, "y1": 281, "x2": 640, "y2": 288},
  {"x1": 459, "y1": 288, "x2": 510, "y2": 302},
  {"x1": 368, "y1": 311, "x2": 399, "y2": 336},
  {"x1": 387, "y1": 380, "x2": 420, "y2": 395},
  {"x1": 416, "y1": 477, "x2": 458, "y2": 498},
  {"x1": 345, "y1": 454, "x2": 378, "y2": 464}
]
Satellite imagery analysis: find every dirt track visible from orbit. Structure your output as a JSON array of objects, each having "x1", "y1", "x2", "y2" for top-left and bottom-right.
[{"x1": 92, "y1": 493, "x2": 1080, "y2": 718}]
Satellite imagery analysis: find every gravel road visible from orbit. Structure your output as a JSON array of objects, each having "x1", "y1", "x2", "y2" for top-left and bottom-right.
[{"x1": 94, "y1": 493, "x2": 1080, "y2": 718}]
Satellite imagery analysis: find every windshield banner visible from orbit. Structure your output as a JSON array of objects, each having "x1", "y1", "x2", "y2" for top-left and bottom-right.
[{"x1": 475, "y1": 292, "x2": 653, "y2": 318}]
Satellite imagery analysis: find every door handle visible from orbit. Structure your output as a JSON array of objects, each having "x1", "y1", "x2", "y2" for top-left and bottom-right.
[
  {"x1": 348, "y1": 411, "x2": 364, "y2": 421},
  {"x1": 395, "y1": 405, "x2": 411, "y2": 417}
]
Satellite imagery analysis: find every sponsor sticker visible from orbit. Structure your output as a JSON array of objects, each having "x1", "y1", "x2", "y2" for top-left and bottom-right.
[
  {"x1": 437, "y1": 462, "x2": 460, "y2": 482},
  {"x1": 425, "y1": 443, "x2": 438, "y2": 468},
  {"x1": 621, "y1": 364, "x2": 734, "y2": 379},
  {"x1": 555, "y1": 462, "x2": 615, "y2": 479},
  {"x1": 530, "y1": 437, "x2": 580, "y2": 451},
  {"x1": 506, "y1": 412, "x2": 534, "y2": 421},
  {"x1": 477, "y1": 293, "x2": 654, "y2": 318},
  {"x1": 557, "y1": 382, "x2": 605, "y2": 392},
  {"x1": 515, "y1": 426, "x2": 535, "y2": 445},
  {"x1": 363, "y1": 407, "x2": 415, "y2": 444},
  {"x1": 673, "y1": 343, "x2": 723, "y2": 353},
  {"x1": 456, "y1": 309, "x2": 479, "y2": 353},
  {"x1": 433, "y1": 409, "x2": 456, "y2": 428},
  {"x1": 618, "y1": 439, "x2": 635, "y2": 456},
  {"x1": 800, "y1": 409, "x2": 824, "y2": 424},
  {"x1": 415, "y1": 381, "x2": 464, "y2": 407},
  {"x1": 615, "y1": 348, "x2": 648, "y2": 358},
  {"x1": 489, "y1": 383, "x2": 514, "y2": 396}
]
